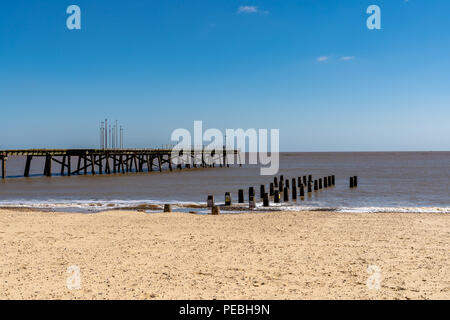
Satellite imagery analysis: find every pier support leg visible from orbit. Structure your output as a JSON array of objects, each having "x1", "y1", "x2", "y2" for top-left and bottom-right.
[
  {"x1": 90, "y1": 155, "x2": 96, "y2": 175},
  {"x1": 84, "y1": 156, "x2": 88, "y2": 175},
  {"x1": 146, "y1": 155, "x2": 152, "y2": 172},
  {"x1": 133, "y1": 155, "x2": 138, "y2": 172},
  {"x1": 1, "y1": 156, "x2": 6, "y2": 179},
  {"x1": 105, "y1": 154, "x2": 110, "y2": 174},
  {"x1": 67, "y1": 156, "x2": 71, "y2": 176},
  {"x1": 157, "y1": 155, "x2": 162, "y2": 172},
  {"x1": 119, "y1": 155, "x2": 125, "y2": 173},
  {"x1": 44, "y1": 155, "x2": 52, "y2": 177},
  {"x1": 168, "y1": 154, "x2": 173, "y2": 171},
  {"x1": 61, "y1": 156, "x2": 66, "y2": 176},
  {"x1": 99, "y1": 155, "x2": 103, "y2": 174},
  {"x1": 77, "y1": 156, "x2": 81, "y2": 175},
  {"x1": 24, "y1": 156, "x2": 32, "y2": 177}
]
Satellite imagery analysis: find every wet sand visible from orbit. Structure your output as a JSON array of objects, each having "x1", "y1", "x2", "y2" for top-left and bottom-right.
[{"x1": 0, "y1": 208, "x2": 448, "y2": 299}]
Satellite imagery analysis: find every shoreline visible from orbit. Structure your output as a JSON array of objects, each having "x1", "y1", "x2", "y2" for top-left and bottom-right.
[
  {"x1": 1, "y1": 208, "x2": 449, "y2": 299},
  {"x1": 0, "y1": 202, "x2": 449, "y2": 214}
]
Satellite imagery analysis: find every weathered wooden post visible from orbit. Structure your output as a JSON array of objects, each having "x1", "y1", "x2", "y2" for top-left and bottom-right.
[
  {"x1": 308, "y1": 175, "x2": 312, "y2": 182},
  {"x1": 164, "y1": 204, "x2": 172, "y2": 212},
  {"x1": 44, "y1": 155, "x2": 52, "y2": 177},
  {"x1": 292, "y1": 178, "x2": 296, "y2": 188},
  {"x1": 269, "y1": 183, "x2": 274, "y2": 196},
  {"x1": 286, "y1": 179, "x2": 290, "y2": 189},
  {"x1": 249, "y1": 195, "x2": 256, "y2": 209},
  {"x1": 274, "y1": 177, "x2": 278, "y2": 188},
  {"x1": 274, "y1": 190, "x2": 280, "y2": 203},
  {"x1": 324, "y1": 177, "x2": 328, "y2": 188},
  {"x1": 299, "y1": 184, "x2": 305, "y2": 197},
  {"x1": 319, "y1": 178, "x2": 322, "y2": 189},
  {"x1": 283, "y1": 187, "x2": 289, "y2": 201},
  {"x1": 207, "y1": 195, "x2": 214, "y2": 207},
  {"x1": 263, "y1": 193, "x2": 269, "y2": 207},
  {"x1": 67, "y1": 156, "x2": 71, "y2": 176},
  {"x1": 279, "y1": 179, "x2": 284, "y2": 195},
  {"x1": 225, "y1": 192, "x2": 232, "y2": 206},
  {"x1": 260, "y1": 185, "x2": 265, "y2": 199},
  {"x1": 298, "y1": 177, "x2": 302, "y2": 188},
  {"x1": 307, "y1": 181, "x2": 312, "y2": 193},
  {"x1": 314, "y1": 180, "x2": 318, "y2": 191},
  {"x1": 238, "y1": 189, "x2": 244, "y2": 203},
  {"x1": 60, "y1": 156, "x2": 66, "y2": 176},
  {"x1": 24, "y1": 156, "x2": 32, "y2": 177},
  {"x1": 249, "y1": 187, "x2": 255, "y2": 200},
  {"x1": 354, "y1": 176, "x2": 358, "y2": 187},
  {"x1": 292, "y1": 184, "x2": 297, "y2": 200},
  {"x1": 211, "y1": 205, "x2": 220, "y2": 215},
  {"x1": 350, "y1": 177, "x2": 354, "y2": 188},
  {"x1": 303, "y1": 176, "x2": 307, "y2": 185},
  {"x1": 1, "y1": 155, "x2": 6, "y2": 179}
]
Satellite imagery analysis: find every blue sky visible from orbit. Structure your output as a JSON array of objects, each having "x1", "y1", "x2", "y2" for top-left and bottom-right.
[{"x1": 1, "y1": 0, "x2": 449, "y2": 151}]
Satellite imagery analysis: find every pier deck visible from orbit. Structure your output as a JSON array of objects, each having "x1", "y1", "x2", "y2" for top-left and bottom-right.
[{"x1": 0, "y1": 148, "x2": 241, "y2": 179}]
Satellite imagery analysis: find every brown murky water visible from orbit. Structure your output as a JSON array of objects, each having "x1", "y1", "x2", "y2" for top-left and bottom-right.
[{"x1": 0, "y1": 152, "x2": 449, "y2": 212}]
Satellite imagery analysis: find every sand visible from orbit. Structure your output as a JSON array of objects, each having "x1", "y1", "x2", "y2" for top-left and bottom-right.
[{"x1": 0, "y1": 208, "x2": 449, "y2": 300}]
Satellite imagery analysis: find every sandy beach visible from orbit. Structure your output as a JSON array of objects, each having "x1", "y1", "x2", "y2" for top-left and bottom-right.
[{"x1": 0, "y1": 208, "x2": 448, "y2": 300}]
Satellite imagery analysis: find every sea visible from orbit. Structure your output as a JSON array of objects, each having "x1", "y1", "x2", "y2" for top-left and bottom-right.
[{"x1": 0, "y1": 152, "x2": 448, "y2": 213}]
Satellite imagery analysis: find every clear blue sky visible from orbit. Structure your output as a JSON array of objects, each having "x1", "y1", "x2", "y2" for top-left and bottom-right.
[{"x1": 1, "y1": 0, "x2": 449, "y2": 151}]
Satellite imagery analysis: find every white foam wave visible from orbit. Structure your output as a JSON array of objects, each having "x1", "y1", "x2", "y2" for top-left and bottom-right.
[{"x1": 0, "y1": 200, "x2": 448, "y2": 214}]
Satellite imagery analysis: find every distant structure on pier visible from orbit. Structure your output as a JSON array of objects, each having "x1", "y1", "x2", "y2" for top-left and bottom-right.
[{"x1": 100, "y1": 119, "x2": 123, "y2": 149}]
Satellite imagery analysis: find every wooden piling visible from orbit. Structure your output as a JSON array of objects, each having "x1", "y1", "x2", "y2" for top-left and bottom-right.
[
  {"x1": 283, "y1": 187, "x2": 289, "y2": 201},
  {"x1": 211, "y1": 205, "x2": 220, "y2": 215},
  {"x1": 303, "y1": 176, "x2": 307, "y2": 185},
  {"x1": 225, "y1": 192, "x2": 231, "y2": 206},
  {"x1": 1, "y1": 156, "x2": 6, "y2": 179},
  {"x1": 24, "y1": 156, "x2": 32, "y2": 177},
  {"x1": 292, "y1": 184, "x2": 297, "y2": 200},
  {"x1": 332, "y1": 175, "x2": 335, "y2": 185},
  {"x1": 238, "y1": 189, "x2": 244, "y2": 203},
  {"x1": 274, "y1": 190, "x2": 280, "y2": 203},
  {"x1": 44, "y1": 155, "x2": 52, "y2": 177},
  {"x1": 299, "y1": 184, "x2": 305, "y2": 197},
  {"x1": 263, "y1": 193, "x2": 269, "y2": 207},
  {"x1": 60, "y1": 156, "x2": 66, "y2": 175},
  {"x1": 249, "y1": 195, "x2": 256, "y2": 209},
  {"x1": 319, "y1": 178, "x2": 322, "y2": 189},
  {"x1": 207, "y1": 195, "x2": 214, "y2": 207},
  {"x1": 354, "y1": 176, "x2": 358, "y2": 187},
  {"x1": 274, "y1": 177, "x2": 278, "y2": 188},
  {"x1": 350, "y1": 177, "x2": 354, "y2": 188},
  {"x1": 269, "y1": 183, "x2": 274, "y2": 196},
  {"x1": 314, "y1": 180, "x2": 318, "y2": 191},
  {"x1": 67, "y1": 156, "x2": 71, "y2": 176},
  {"x1": 307, "y1": 181, "x2": 312, "y2": 193},
  {"x1": 260, "y1": 185, "x2": 265, "y2": 199},
  {"x1": 249, "y1": 187, "x2": 255, "y2": 199}
]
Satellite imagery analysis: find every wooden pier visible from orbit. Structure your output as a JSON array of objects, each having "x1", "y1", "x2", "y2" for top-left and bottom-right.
[{"x1": 0, "y1": 148, "x2": 241, "y2": 179}]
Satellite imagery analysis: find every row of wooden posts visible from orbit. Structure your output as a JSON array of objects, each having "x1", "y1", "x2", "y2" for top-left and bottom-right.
[{"x1": 206, "y1": 174, "x2": 340, "y2": 214}]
